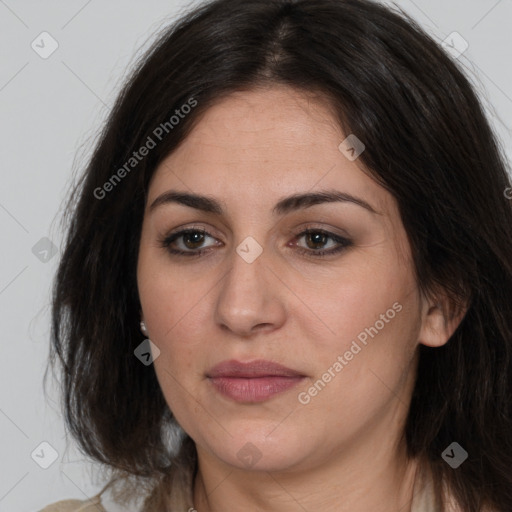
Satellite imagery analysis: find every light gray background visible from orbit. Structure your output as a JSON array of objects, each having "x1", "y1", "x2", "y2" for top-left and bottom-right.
[{"x1": 0, "y1": 1, "x2": 510, "y2": 511}]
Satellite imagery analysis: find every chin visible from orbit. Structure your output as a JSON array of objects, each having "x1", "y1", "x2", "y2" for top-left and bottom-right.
[{"x1": 208, "y1": 429, "x2": 314, "y2": 473}]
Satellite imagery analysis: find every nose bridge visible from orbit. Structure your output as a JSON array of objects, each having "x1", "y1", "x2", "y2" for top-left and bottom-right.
[
  {"x1": 220, "y1": 241, "x2": 267, "y2": 311},
  {"x1": 213, "y1": 237, "x2": 283, "y2": 335}
]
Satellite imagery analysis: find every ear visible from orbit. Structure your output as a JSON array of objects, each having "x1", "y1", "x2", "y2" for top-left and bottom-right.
[{"x1": 418, "y1": 290, "x2": 469, "y2": 348}]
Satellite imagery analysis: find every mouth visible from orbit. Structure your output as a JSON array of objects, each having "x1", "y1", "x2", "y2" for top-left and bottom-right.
[{"x1": 206, "y1": 359, "x2": 306, "y2": 403}]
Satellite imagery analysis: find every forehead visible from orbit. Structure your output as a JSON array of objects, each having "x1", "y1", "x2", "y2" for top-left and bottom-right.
[
  {"x1": 187, "y1": 85, "x2": 341, "y2": 149},
  {"x1": 147, "y1": 86, "x2": 389, "y2": 216}
]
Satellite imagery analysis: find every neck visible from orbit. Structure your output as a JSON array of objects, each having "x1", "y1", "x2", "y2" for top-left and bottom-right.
[{"x1": 192, "y1": 436, "x2": 421, "y2": 512}]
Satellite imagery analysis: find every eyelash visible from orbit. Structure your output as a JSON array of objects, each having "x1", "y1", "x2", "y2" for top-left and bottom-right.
[{"x1": 158, "y1": 226, "x2": 352, "y2": 258}]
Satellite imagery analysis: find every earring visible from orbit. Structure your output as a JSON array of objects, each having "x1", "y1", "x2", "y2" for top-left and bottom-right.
[{"x1": 140, "y1": 320, "x2": 148, "y2": 336}]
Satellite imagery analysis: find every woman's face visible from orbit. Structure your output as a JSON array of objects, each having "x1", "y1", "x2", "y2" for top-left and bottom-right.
[{"x1": 137, "y1": 85, "x2": 431, "y2": 473}]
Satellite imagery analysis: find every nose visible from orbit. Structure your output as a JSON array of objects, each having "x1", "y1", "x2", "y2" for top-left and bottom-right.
[{"x1": 213, "y1": 245, "x2": 286, "y2": 338}]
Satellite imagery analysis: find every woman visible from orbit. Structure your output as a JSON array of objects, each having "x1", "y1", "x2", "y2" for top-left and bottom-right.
[{"x1": 43, "y1": 0, "x2": 512, "y2": 510}]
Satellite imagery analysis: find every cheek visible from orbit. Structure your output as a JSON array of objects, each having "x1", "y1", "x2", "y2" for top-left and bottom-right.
[
  {"x1": 303, "y1": 280, "x2": 420, "y2": 408},
  {"x1": 295, "y1": 298, "x2": 420, "y2": 444},
  {"x1": 137, "y1": 253, "x2": 209, "y2": 413},
  {"x1": 296, "y1": 248, "x2": 416, "y2": 352},
  {"x1": 137, "y1": 252, "x2": 213, "y2": 348},
  {"x1": 294, "y1": 252, "x2": 421, "y2": 418}
]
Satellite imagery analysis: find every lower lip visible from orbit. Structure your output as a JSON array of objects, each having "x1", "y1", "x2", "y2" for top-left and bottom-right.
[{"x1": 209, "y1": 376, "x2": 305, "y2": 402}]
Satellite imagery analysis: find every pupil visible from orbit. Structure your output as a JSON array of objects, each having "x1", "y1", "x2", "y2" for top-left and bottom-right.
[
  {"x1": 309, "y1": 232, "x2": 326, "y2": 248},
  {"x1": 186, "y1": 232, "x2": 204, "y2": 248}
]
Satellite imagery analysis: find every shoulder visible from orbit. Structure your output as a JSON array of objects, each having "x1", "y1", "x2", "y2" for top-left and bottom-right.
[{"x1": 39, "y1": 496, "x2": 107, "y2": 512}]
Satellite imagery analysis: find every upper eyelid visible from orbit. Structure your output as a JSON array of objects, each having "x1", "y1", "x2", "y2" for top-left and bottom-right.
[
  {"x1": 165, "y1": 220, "x2": 350, "y2": 238},
  {"x1": 165, "y1": 225, "x2": 346, "y2": 239}
]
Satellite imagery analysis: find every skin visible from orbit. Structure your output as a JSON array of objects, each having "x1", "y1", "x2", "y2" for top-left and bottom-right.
[{"x1": 137, "y1": 85, "x2": 465, "y2": 512}]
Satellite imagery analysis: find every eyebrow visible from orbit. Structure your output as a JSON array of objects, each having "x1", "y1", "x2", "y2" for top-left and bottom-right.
[{"x1": 149, "y1": 189, "x2": 381, "y2": 216}]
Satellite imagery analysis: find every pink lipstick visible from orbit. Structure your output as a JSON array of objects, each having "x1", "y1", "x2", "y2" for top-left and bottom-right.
[{"x1": 207, "y1": 359, "x2": 305, "y2": 403}]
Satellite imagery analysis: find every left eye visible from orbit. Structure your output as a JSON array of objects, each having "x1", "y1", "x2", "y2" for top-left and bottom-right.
[
  {"x1": 291, "y1": 228, "x2": 352, "y2": 257},
  {"x1": 159, "y1": 227, "x2": 352, "y2": 257},
  {"x1": 296, "y1": 229, "x2": 343, "y2": 251}
]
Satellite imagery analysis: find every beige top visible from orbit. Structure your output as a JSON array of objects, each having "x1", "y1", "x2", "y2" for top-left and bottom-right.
[
  {"x1": 39, "y1": 491, "x2": 438, "y2": 511},
  {"x1": 39, "y1": 467, "x2": 448, "y2": 512},
  {"x1": 40, "y1": 496, "x2": 106, "y2": 512}
]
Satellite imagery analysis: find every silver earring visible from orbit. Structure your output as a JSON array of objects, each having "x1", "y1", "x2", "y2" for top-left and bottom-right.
[{"x1": 140, "y1": 320, "x2": 148, "y2": 336}]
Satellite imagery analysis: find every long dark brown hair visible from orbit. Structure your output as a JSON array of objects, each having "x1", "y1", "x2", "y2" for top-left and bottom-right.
[{"x1": 47, "y1": 0, "x2": 512, "y2": 510}]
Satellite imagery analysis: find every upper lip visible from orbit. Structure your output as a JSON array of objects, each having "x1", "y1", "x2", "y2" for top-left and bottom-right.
[{"x1": 207, "y1": 359, "x2": 305, "y2": 378}]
